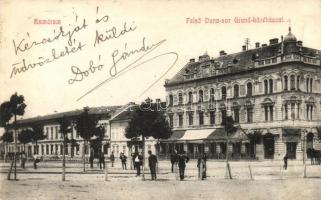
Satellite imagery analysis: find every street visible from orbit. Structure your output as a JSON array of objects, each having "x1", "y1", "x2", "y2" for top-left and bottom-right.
[{"x1": 0, "y1": 160, "x2": 321, "y2": 200}]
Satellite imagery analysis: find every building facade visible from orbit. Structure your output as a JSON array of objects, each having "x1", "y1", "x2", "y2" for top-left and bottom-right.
[
  {"x1": 4, "y1": 106, "x2": 121, "y2": 159},
  {"x1": 161, "y1": 27, "x2": 321, "y2": 160}
]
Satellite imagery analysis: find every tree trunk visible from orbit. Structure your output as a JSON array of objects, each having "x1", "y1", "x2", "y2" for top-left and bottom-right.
[
  {"x1": 35, "y1": 140, "x2": 38, "y2": 155},
  {"x1": 83, "y1": 140, "x2": 86, "y2": 172},
  {"x1": 225, "y1": 138, "x2": 232, "y2": 179},
  {"x1": 142, "y1": 136, "x2": 145, "y2": 181},
  {"x1": 62, "y1": 135, "x2": 66, "y2": 181},
  {"x1": 13, "y1": 114, "x2": 17, "y2": 180}
]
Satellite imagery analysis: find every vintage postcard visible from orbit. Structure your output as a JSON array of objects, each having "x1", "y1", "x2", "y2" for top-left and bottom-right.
[{"x1": 0, "y1": 0, "x2": 321, "y2": 199}]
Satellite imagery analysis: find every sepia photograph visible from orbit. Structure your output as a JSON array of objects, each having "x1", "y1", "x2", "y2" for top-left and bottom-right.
[{"x1": 0, "y1": 0, "x2": 321, "y2": 199}]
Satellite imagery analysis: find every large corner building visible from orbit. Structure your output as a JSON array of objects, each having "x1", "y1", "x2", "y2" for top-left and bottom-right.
[{"x1": 161, "y1": 27, "x2": 321, "y2": 160}]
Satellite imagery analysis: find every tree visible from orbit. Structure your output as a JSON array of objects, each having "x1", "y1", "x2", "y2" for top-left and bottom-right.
[
  {"x1": 30, "y1": 123, "x2": 46, "y2": 154},
  {"x1": 221, "y1": 115, "x2": 237, "y2": 179},
  {"x1": 74, "y1": 107, "x2": 102, "y2": 172},
  {"x1": 125, "y1": 98, "x2": 172, "y2": 180},
  {"x1": 1, "y1": 131, "x2": 14, "y2": 162},
  {"x1": 17, "y1": 129, "x2": 33, "y2": 151},
  {"x1": 0, "y1": 93, "x2": 27, "y2": 180},
  {"x1": 58, "y1": 115, "x2": 73, "y2": 181}
]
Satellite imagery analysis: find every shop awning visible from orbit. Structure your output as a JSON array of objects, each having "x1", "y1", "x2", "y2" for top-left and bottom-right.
[
  {"x1": 165, "y1": 130, "x2": 186, "y2": 141},
  {"x1": 180, "y1": 129, "x2": 214, "y2": 141},
  {"x1": 282, "y1": 128, "x2": 301, "y2": 135},
  {"x1": 206, "y1": 127, "x2": 249, "y2": 142}
]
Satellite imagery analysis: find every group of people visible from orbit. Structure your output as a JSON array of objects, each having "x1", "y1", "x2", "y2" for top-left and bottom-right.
[
  {"x1": 89, "y1": 150, "x2": 105, "y2": 169},
  {"x1": 171, "y1": 150, "x2": 207, "y2": 180}
]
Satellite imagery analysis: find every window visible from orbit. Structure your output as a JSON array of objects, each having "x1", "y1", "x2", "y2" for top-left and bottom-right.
[
  {"x1": 188, "y1": 92, "x2": 193, "y2": 103},
  {"x1": 264, "y1": 106, "x2": 269, "y2": 121},
  {"x1": 247, "y1": 107, "x2": 253, "y2": 123},
  {"x1": 198, "y1": 90, "x2": 204, "y2": 102},
  {"x1": 270, "y1": 106, "x2": 273, "y2": 121},
  {"x1": 247, "y1": 82, "x2": 253, "y2": 97},
  {"x1": 269, "y1": 79, "x2": 273, "y2": 93},
  {"x1": 199, "y1": 112, "x2": 204, "y2": 125},
  {"x1": 221, "y1": 109, "x2": 227, "y2": 124},
  {"x1": 284, "y1": 76, "x2": 288, "y2": 91},
  {"x1": 297, "y1": 76, "x2": 300, "y2": 90},
  {"x1": 306, "y1": 105, "x2": 313, "y2": 120},
  {"x1": 188, "y1": 112, "x2": 193, "y2": 125},
  {"x1": 178, "y1": 93, "x2": 183, "y2": 105},
  {"x1": 210, "y1": 111, "x2": 215, "y2": 125},
  {"x1": 290, "y1": 103, "x2": 295, "y2": 120},
  {"x1": 284, "y1": 104, "x2": 288, "y2": 120},
  {"x1": 264, "y1": 80, "x2": 268, "y2": 94},
  {"x1": 169, "y1": 115, "x2": 173, "y2": 128},
  {"x1": 234, "y1": 85, "x2": 239, "y2": 98},
  {"x1": 221, "y1": 86, "x2": 226, "y2": 100},
  {"x1": 178, "y1": 114, "x2": 183, "y2": 127},
  {"x1": 210, "y1": 88, "x2": 215, "y2": 102},
  {"x1": 169, "y1": 95, "x2": 173, "y2": 106},
  {"x1": 290, "y1": 75, "x2": 295, "y2": 90},
  {"x1": 46, "y1": 127, "x2": 49, "y2": 139},
  {"x1": 234, "y1": 108, "x2": 240, "y2": 123}
]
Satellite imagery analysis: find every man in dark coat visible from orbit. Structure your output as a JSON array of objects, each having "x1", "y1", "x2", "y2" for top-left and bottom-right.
[
  {"x1": 110, "y1": 151, "x2": 115, "y2": 167},
  {"x1": 178, "y1": 151, "x2": 189, "y2": 180},
  {"x1": 99, "y1": 151, "x2": 105, "y2": 169},
  {"x1": 148, "y1": 150, "x2": 158, "y2": 180},
  {"x1": 120, "y1": 153, "x2": 127, "y2": 170},
  {"x1": 170, "y1": 150, "x2": 178, "y2": 173},
  {"x1": 283, "y1": 153, "x2": 288, "y2": 170}
]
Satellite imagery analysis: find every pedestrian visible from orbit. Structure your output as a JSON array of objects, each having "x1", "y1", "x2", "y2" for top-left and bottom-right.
[
  {"x1": 33, "y1": 154, "x2": 40, "y2": 169},
  {"x1": 148, "y1": 150, "x2": 158, "y2": 180},
  {"x1": 170, "y1": 150, "x2": 178, "y2": 173},
  {"x1": 197, "y1": 153, "x2": 207, "y2": 180},
  {"x1": 178, "y1": 151, "x2": 189, "y2": 180},
  {"x1": 21, "y1": 151, "x2": 27, "y2": 169},
  {"x1": 120, "y1": 153, "x2": 127, "y2": 170},
  {"x1": 99, "y1": 151, "x2": 105, "y2": 169},
  {"x1": 134, "y1": 152, "x2": 143, "y2": 176},
  {"x1": 283, "y1": 153, "x2": 288, "y2": 170},
  {"x1": 89, "y1": 149, "x2": 94, "y2": 169},
  {"x1": 110, "y1": 151, "x2": 115, "y2": 167}
]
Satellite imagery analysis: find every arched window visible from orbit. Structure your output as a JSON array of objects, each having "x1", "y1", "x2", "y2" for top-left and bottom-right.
[
  {"x1": 264, "y1": 80, "x2": 268, "y2": 94},
  {"x1": 188, "y1": 91, "x2": 193, "y2": 103},
  {"x1": 234, "y1": 84, "x2": 239, "y2": 98},
  {"x1": 169, "y1": 94, "x2": 173, "y2": 106},
  {"x1": 290, "y1": 75, "x2": 295, "y2": 90},
  {"x1": 306, "y1": 78, "x2": 309, "y2": 92},
  {"x1": 178, "y1": 93, "x2": 183, "y2": 105},
  {"x1": 247, "y1": 82, "x2": 253, "y2": 97},
  {"x1": 297, "y1": 76, "x2": 300, "y2": 90},
  {"x1": 198, "y1": 90, "x2": 204, "y2": 102},
  {"x1": 221, "y1": 86, "x2": 226, "y2": 100},
  {"x1": 210, "y1": 88, "x2": 215, "y2": 101},
  {"x1": 269, "y1": 79, "x2": 273, "y2": 93},
  {"x1": 284, "y1": 76, "x2": 288, "y2": 91}
]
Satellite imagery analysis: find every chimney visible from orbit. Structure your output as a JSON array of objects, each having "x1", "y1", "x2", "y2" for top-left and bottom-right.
[
  {"x1": 156, "y1": 98, "x2": 161, "y2": 103},
  {"x1": 269, "y1": 38, "x2": 279, "y2": 45},
  {"x1": 297, "y1": 41, "x2": 303, "y2": 46},
  {"x1": 242, "y1": 45, "x2": 246, "y2": 51},
  {"x1": 219, "y1": 50, "x2": 226, "y2": 56},
  {"x1": 262, "y1": 44, "x2": 267, "y2": 47},
  {"x1": 189, "y1": 58, "x2": 195, "y2": 62},
  {"x1": 255, "y1": 42, "x2": 260, "y2": 48}
]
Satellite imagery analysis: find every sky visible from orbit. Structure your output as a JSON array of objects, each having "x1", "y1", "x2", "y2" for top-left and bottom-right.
[{"x1": 0, "y1": 0, "x2": 320, "y2": 120}]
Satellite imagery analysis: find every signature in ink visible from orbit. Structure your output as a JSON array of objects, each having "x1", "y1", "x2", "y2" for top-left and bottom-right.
[{"x1": 75, "y1": 37, "x2": 178, "y2": 101}]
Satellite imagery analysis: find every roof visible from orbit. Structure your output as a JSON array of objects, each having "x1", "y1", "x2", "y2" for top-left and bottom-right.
[
  {"x1": 165, "y1": 30, "x2": 321, "y2": 86},
  {"x1": 15, "y1": 106, "x2": 122, "y2": 125}
]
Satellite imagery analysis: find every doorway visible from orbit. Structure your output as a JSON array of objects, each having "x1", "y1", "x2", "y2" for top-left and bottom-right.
[
  {"x1": 263, "y1": 134, "x2": 275, "y2": 159},
  {"x1": 286, "y1": 142, "x2": 297, "y2": 159}
]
